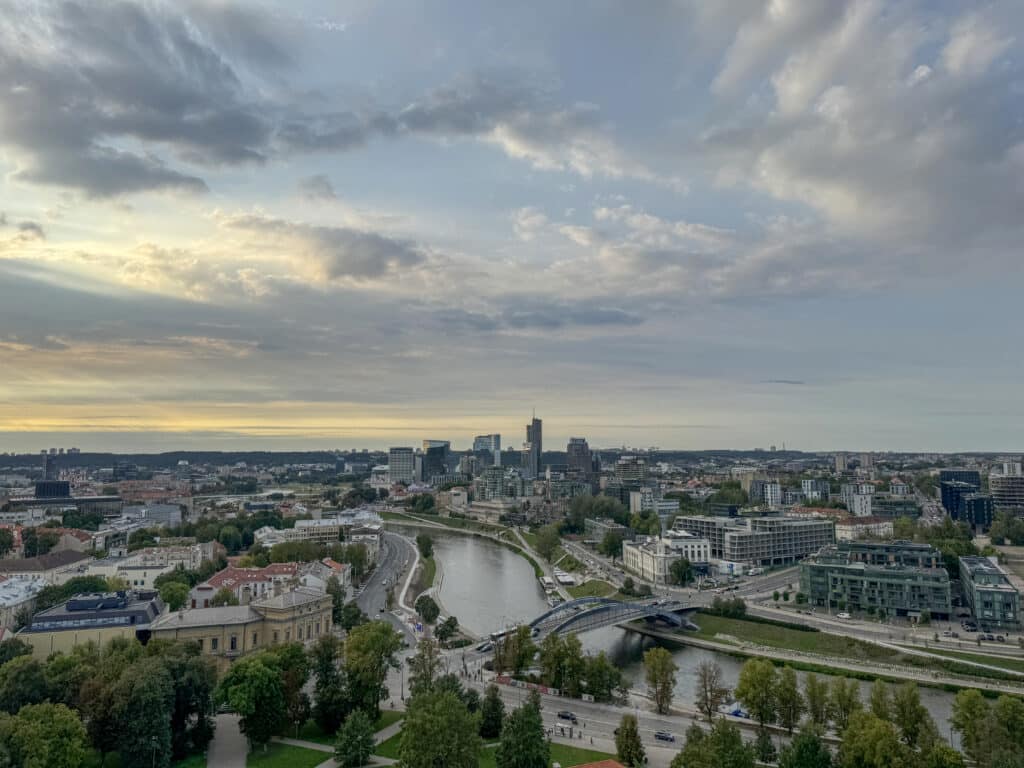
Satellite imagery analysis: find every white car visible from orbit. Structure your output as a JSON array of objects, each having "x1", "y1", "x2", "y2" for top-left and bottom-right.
[{"x1": 836, "y1": 612, "x2": 851, "y2": 619}]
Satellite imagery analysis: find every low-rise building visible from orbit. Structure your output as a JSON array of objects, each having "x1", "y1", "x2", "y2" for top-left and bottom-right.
[
  {"x1": 150, "y1": 586, "x2": 332, "y2": 663},
  {"x1": 621, "y1": 531, "x2": 710, "y2": 584},
  {"x1": 583, "y1": 517, "x2": 633, "y2": 542},
  {"x1": 835, "y1": 516, "x2": 894, "y2": 541},
  {"x1": 673, "y1": 514, "x2": 834, "y2": 567},
  {"x1": 253, "y1": 510, "x2": 382, "y2": 547},
  {"x1": 959, "y1": 556, "x2": 1021, "y2": 631},
  {"x1": 0, "y1": 550, "x2": 92, "y2": 584},
  {"x1": 0, "y1": 576, "x2": 46, "y2": 630},
  {"x1": 19, "y1": 590, "x2": 164, "y2": 659},
  {"x1": 800, "y1": 541, "x2": 951, "y2": 619},
  {"x1": 189, "y1": 563, "x2": 300, "y2": 608}
]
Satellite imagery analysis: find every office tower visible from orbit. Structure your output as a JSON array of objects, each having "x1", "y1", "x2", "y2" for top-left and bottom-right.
[
  {"x1": 566, "y1": 437, "x2": 591, "y2": 479},
  {"x1": 473, "y1": 434, "x2": 501, "y2": 466},
  {"x1": 524, "y1": 415, "x2": 542, "y2": 478},
  {"x1": 991, "y1": 466, "x2": 1024, "y2": 514},
  {"x1": 615, "y1": 455, "x2": 647, "y2": 486},
  {"x1": 939, "y1": 469, "x2": 982, "y2": 489},
  {"x1": 388, "y1": 447, "x2": 415, "y2": 485},
  {"x1": 422, "y1": 443, "x2": 449, "y2": 484},
  {"x1": 43, "y1": 453, "x2": 56, "y2": 481}
]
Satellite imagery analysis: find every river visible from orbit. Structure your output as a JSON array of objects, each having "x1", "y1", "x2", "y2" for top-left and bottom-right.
[{"x1": 408, "y1": 526, "x2": 960, "y2": 742}]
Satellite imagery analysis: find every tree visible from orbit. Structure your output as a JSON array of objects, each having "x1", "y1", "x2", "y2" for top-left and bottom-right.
[
  {"x1": 756, "y1": 730, "x2": 778, "y2": 764},
  {"x1": 480, "y1": 684, "x2": 505, "y2": 739},
  {"x1": 643, "y1": 647, "x2": 677, "y2": 715},
  {"x1": 583, "y1": 651, "x2": 625, "y2": 704},
  {"x1": 338, "y1": 601, "x2": 367, "y2": 632},
  {"x1": 615, "y1": 714, "x2": 645, "y2": 768},
  {"x1": 804, "y1": 673, "x2": 830, "y2": 728},
  {"x1": 921, "y1": 745, "x2": 967, "y2": 768},
  {"x1": 218, "y1": 524, "x2": 242, "y2": 553},
  {"x1": 399, "y1": 690, "x2": 480, "y2": 768},
  {"x1": 621, "y1": 576, "x2": 635, "y2": 596},
  {"x1": 534, "y1": 524, "x2": 561, "y2": 561},
  {"x1": 435, "y1": 615, "x2": 459, "y2": 642},
  {"x1": 267, "y1": 643, "x2": 311, "y2": 738},
  {"x1": 415, "y1": 594, "x2": 440, "y2": 624},
  {"x1": 779, "y1": 728, "x2": 833, "y2": 768},
  {"x1": 671, "y1": 719, "x2": 754, "y2": 768},
  {"x1": 599, "y1": 531, "x2": 624, "y2": 561},
  {"x1": 0, "y1": 529, "x2": 13, "y2": 559},
  {"x1": 159, "y1": 581, "x2": 190, "y2": 611},
  {"x1": 0, "y1": 640, "x2": 31, "y2": 668},
  {"x1": 560, "y1": 633, "x2": 585, "y2": 698},
  {"x1": 868, "y1": 679, "x2": 891, "y2": 721},
  {"x1": 326, "y1": 576, "x2": 346, "y2": 623},
  {"x1": 891, "y1": 682, "x2": 935, "y2": 750},
  {"x1": 344, "y1": 621, "x2": 402, "y2": 719},
  {"x1": 776, "y1": 666, "x2": 804, "y2": 734},
  {"x1": 408, "y1": 638, "x2": 443, "y2": 697},
  {"x1": 496, "y1": 693, "x2": 549, "y2": 768},
  {"x1": 837, "y1": 711, "x2": 911, "y2": 768},
  {"x1": 112, "y1": 658, "x2": 174, "y2": 768},
  {"x1": 538, "y1": 634, "x2": 566, "y2": 690},
  {"x1": 734, "y1": 658, "x2": 776, "y2": 729},
  {"x1": 0, "y1": 656, "x2": 49, "y2": 715},
  {"x1": 416, "y1": 534, "x2": 433, "y2": 560},
  {"x1": 7, "y1": 703, "x2": 88, "y2": 768},
  {"x1": 495, "y1": 625, "x2": 536, "y2": 678},
  {"x1": 828, "y1": 676, "x2": 862, "y2": 732},
  {"x1": 334, "y1": 709, "x2": 375, "y2": 768},
  {"x1": 311, "y1": 636, "x2": 350, "y2": 735},
  {"x1": 210, "y1": 587, "x2": 239, "y2": 607},
  {"x1": 669, "y1": 557, "x2": 693, "y2": 586},
  {"x1": 695, "y1": 660, "x2": 730, "y2": 723},
  {"x1": 951, "y1": 688, "x2": 992, "y2": 766},
  {"x1": 216, "y1": 655, "x2": 284, "y2": 750}
]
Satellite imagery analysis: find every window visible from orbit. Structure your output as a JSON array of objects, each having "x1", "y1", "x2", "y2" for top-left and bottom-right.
[
  {"x1": 196, "y1": 639, "x2": 203, "y2": 651},
  {"x1": 211, "y1": 638, "x2": 219, "y2": 651},
  {"x1": 273, "y1": 631, "x2": 279, "y2": 644},
  {"x1": 285, "y1": 630, "x2": 290, "y2": 642},
  {"x1": 252, "y1": 633, "x2": 258, "y2": 647},
  {"x1": 230, "y1": 635, "x2": 237, "y2": 651}
]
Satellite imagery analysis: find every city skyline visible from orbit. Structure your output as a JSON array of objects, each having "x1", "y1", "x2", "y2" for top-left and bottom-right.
[{"x1": 1, "y1": 1, "x2": 1023, "y2": 453}]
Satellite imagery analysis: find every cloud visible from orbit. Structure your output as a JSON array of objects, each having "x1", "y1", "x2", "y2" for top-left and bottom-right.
[
  {"x1": 297, "y1": 175, "x2": 338, "y2": 201},
  {"x1": 435, "y1": 301, "x2": 644, "y2": 333},
  {"x1": 219, "y1": 212, "x2": 427, "y2": 280},
  {"x1": 763, "y1": 379, "x2": 806, "y2": 386},
  {"x1": 942, "y1": 12, "x2": 1015, "y2": 77}
]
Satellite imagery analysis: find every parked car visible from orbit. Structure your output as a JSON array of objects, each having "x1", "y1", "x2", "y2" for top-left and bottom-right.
[
  {"x1": 557, "y1": 711, "x2": 578, "y2": 724},
  {"x1": 997, "y1": 635, "x2": 1006, "y2": 642},
  {"x1": 836, "y1": 612, "x2": 851, "y2": 620},
  {"x1": 984, "y1": 633, "x2": 996, "y2": 642},
  {"x1": 655, "y1": 731, "x2": 675, "y2": 743}
]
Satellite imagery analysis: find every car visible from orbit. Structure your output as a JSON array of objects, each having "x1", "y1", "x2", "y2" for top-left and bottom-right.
[
  {"x1": 942, "y1": 630, "x2": 953, "y2": 637},
  {"x1": 836, "y1": 612, "x2": 851, "y2": 620},
  {"x1": 375, "y1": 614, "x2": 382, "y2": 620},
  {"x1": 557, "y1": 711, "x2": 578, "y2": 724},
  {"x1": 985, "y1": 633, "x2": 996, "y2": 642},
  {"x1": 997, "y1": 635, "x2": 1006, "y2": 642},
  {"x1": 655, "y1": 731, "x2": 675, "y2": 742}
]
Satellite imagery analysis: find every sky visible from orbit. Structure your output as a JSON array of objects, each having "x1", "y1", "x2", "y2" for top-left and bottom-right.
[{"x1": 0, "y1": 0, "x2": 1022, "y2": 454}]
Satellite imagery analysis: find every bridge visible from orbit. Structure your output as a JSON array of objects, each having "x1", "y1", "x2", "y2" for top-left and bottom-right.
[{"x1": 524, "y1": 597, "x2": 699, "y2": 637}]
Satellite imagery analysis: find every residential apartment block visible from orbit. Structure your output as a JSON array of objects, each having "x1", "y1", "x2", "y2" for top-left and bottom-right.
[
  {"x1": 959, "y1": 556, "x2": 1021, "y2": 631},
  {"x1": 672, "y1": 514, "x2": 834, "y2": 568}
]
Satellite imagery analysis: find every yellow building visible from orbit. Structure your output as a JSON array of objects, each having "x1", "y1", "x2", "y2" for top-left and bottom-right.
[{"x1": 150, "y1": 586, "x2": 332, "y2": 663}]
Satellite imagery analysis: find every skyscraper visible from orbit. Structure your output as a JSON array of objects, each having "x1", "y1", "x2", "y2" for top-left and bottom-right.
[
  {"x1": 524, "y1": 415, "x2": 542, "y2": 478},
  {"x1": 388, "y1": 447, "x2": 415, "y2": 485},
  {"x1": 473, "y1": 434, "x2": 501, "y2": 466},
  {"x1": 566, "y1": 437, "x2": 591, "y2": 479}
]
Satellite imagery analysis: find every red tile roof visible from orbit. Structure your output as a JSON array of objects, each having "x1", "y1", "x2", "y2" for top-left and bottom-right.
[{"x1": 200, "y1": 563, "x2": 298, "y2": 590}]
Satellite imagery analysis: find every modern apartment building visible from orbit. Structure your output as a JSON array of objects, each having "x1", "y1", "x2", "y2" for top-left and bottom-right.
[
  {"x1": 801, "y1": 479, "x2": 831, "y2": 502},
  {"x1": 672, "y1": 514, "x2": 834, "y2": 567},
  {"x1": 388, "y1": 447, "x2": 415, "y2": 485},
  {"x1": 959, "y1": 556, "x2": 1021, "y2": 630},
  {"x1": 990, "y1": 465, "x2": 1024, "y2": 515},
  {"x1": 800, "y1": 541, "x2": 951, "y2": 619}
]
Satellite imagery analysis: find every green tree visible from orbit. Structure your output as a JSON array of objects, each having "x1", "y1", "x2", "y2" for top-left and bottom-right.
[
  {"x1": 891, "y1": 682, "x2": 936, "y2": 750},
  {"x1": 0, "y1": 640, "x2": 31, "y2": 668},
  {"x1": 583, "y1": 651, "x2": 625, "y2": 704},
  {"x1": 534, "y1": 524, "x2": 561, "y2": 561},
  {"x1": 267, "y1": 643, "x2": 311, "y2": 738},
  {"x1": 756, "y1": 730, "x2": 778, "y2": 764},
  {"x1": 218, "y1": 524, "x2": 242, "y2": 552},
  {"x1": 435, "y1": 615, "x2": 459, "y2": 642},
  {"x1": 345, "y1": 621, "x2": 402, "y2": 719},
  {"x1": 326, "y1": 576, "x2": 346, "y2": 623},
  {"x1": 734, "y1": 658, "x2": 777, "y2": 729},
  {"x1": 868, "y1": 679, "x2": 891, "y2": 722},
  {"x1": 951, "y1": 688, "x2": 991, "y2": 766},
  {"x1": 216, "y1": 655, "x2": 285, "y2": 750},
  {"x1": 0, "y1": 529, "x2": 13, "y2": 559},
  {"x1": 776, "y1": 666, "x2": 804, "y2": 734},
  {"x1": 598, "y1": 531, "x2": 624, "y2": 560},
  {"x1": 408, "y1": 638, "x2": 443, "y2": 697},
  {"x1": 828, "y1": 676, "x2": 862, "y2": 732},
  {"x1": 538, "y1": 635, "x2": 566, "y2": 690},
  {"x1": 415, "y1": 594, "x2": 440, "y2": 624},
  {"x1": 779, "y1": 728, "x2": 833, "y2": 768},
  {"x1": 210, "y1": 586, "x2": 239, "y2": 607},
  {"x1": 560, "y1": 633, "x2": 585, "y2": 698},
  {"x1": 342, "y1": 543, "x2": 369, "y2": 583},
  {"x1": 0, "y1": 656, "x2": 49, "y2": 715},
  {"x1": 671, "y1": 724, "x2": 712, "y2": 768},
  {"x1": 669, "y1": 557, "x2": 694, "y2": 586},
  {"x1": 334, "y1": 709, "x2": 375, "y2": 768},
  {"x1": 399, "y1": 690, "x2": 480, "y2": 768},
  {"x1": 670, "y1": 718, "x2": 754, "y2": 768},
  {"x1": 695, "y1": 660, "x2": 730, "y2": 723},
  {"x1": 615, "y1": 713, "x2": 646, "y2": 768},
  {"x1": 8, "y1": 703, "x2": 88, "y2": 768},
  {"x1": 804, "y1": 673, "x2": 830, "y2": 728},
  {"x1": 479, "y1": 684, "x2": 505, "y2": 739},
  {"x1": 416, "y1": 534, "x2": 434, "y2": 560},
  {"x1": 643, "y1": 647, "x2": 677, "y2": 715},
  {"x1": 496, "y1": 692, "x2": 549, "y2": 768},
  {"x1": 837, "y1": 711, "x2": 911, "y2": 768},
  {"x1": 112, "y1": 658, "x2": 174, "y2": 768},
  {"x1": 311, "y1": 635, "x2": 350, "y2": 735},
  {"x1": 338, "y1": 601, "x2": 367, "y2": 632},
  {"x1": 921, "y1": 744, "x2": 967, "y2": 768},
  {"x1": 159, "y1": 581, "x2": 190, "y2": 611}
]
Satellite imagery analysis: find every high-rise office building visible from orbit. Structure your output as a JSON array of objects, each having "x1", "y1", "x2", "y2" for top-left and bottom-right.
[
  {"x1": 939, "y1": 469, "x2": 982, "y2": 489},
  {"x1": 473, "y1": 434, "x2": 501, "y2": 466},
  {"x1": 991, "y1": 466, "x2": 1024, "y2": 515},
  {"x1": 388, "y1": 447, "x2": 415, "y2": 485},
  {"x1": 421, "y1": 442, "x2": 450, "y2": 484},
  {"x1": 566, "y1": 437, "x2": 591, "y2": 479},
  {"x1": 524, "y1": 416, "x2": 542, "y2": 478}
]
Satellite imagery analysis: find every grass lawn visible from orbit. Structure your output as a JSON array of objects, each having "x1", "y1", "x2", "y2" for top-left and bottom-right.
[
  {"x1": 86, "y1": 751, "x2": 206, "y2": 768},
  {"x1": 375, "y1": 730, "x2": 403, "y2": 759},
  {"x1": 479, "y1": 743, "x2": 614, "y2": 768},
  {"x1": 297, "y1": 711, "x2": 405, "y2": 746},
  {"x1": 568, "y1": 580, "x2": 619, "y2": 599},
  {"x1": 905, "y1": 646, "x2": 1024, "y2": 674},
  {"x1": 172, "y1": 756, "x2": 207, "y2": 768},
  {"x1": 246, "y1": 743, "x2": 326, "y2": 768},
  {"x1": 519, "y1": 530, "x2": 539, "y2": 549},
  {"x1": 693, "y1": 614, "x2": 1020, "y2": 682}
]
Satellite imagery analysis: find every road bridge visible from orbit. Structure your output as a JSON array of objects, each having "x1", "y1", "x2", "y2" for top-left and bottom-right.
[{"x1": 524, "y1": 597, "x2": 699, "y2": 637}]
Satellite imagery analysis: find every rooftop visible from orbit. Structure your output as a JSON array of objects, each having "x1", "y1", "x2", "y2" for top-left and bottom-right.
[
  {"x1": 150, "y1": 605, "x2": 259, "y2": 630},
  {"x1": 0, "y1": 550, "x2": 90, "y2": 572}
]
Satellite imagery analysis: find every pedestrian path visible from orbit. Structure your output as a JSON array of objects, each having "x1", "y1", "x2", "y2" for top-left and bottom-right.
[
  {"x1": 275, "y1": 717, "x2": 404, "y2": 768},
  {"x1": 206, "y1": 714, "x2": 246, "y2": 768}
]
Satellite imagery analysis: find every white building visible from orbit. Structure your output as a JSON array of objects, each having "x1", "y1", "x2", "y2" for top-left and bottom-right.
[
  {"x1": 850, "y1": 493, "x2": 873, "y2": 517},
  {"x1": 835, "y1": 517, "x2": 894, "y2": 541},
  {"x1": 253, "y1": 510, "x2": 382, "y2": 548},
  {"x1": 0, "y1": 576, "x2": 45, "y2": 630},
  {"x1": 764, "y1": 482, "x2": 782, "y2": 508},
  {"x1": 622, "y1": 532, "x2": 711, "y2": 585}
]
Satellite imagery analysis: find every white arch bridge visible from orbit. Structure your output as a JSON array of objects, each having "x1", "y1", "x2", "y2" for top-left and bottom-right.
[{"x1": 521, "y1": 597, "x2": 700, "y2": 638}]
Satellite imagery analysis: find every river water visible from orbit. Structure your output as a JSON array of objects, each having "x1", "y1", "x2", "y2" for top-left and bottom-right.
[{"x1": 408, "y1": 526, "x2": 959, "y2": 741}]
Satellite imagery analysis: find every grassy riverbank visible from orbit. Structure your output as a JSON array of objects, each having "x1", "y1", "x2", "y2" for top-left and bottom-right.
[{"x1": 568, "y1": 580, "x2": 619, "y2": 599}]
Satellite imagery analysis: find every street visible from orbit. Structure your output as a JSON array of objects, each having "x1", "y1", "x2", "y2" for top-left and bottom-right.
[{"x1": 357, "y1": 531, "x2": 417, "y2": 644}]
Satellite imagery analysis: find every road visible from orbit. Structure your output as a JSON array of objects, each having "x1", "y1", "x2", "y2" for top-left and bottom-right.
[{"x1": 357, "y1": 531, "x2": 417, "y2": 644}]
